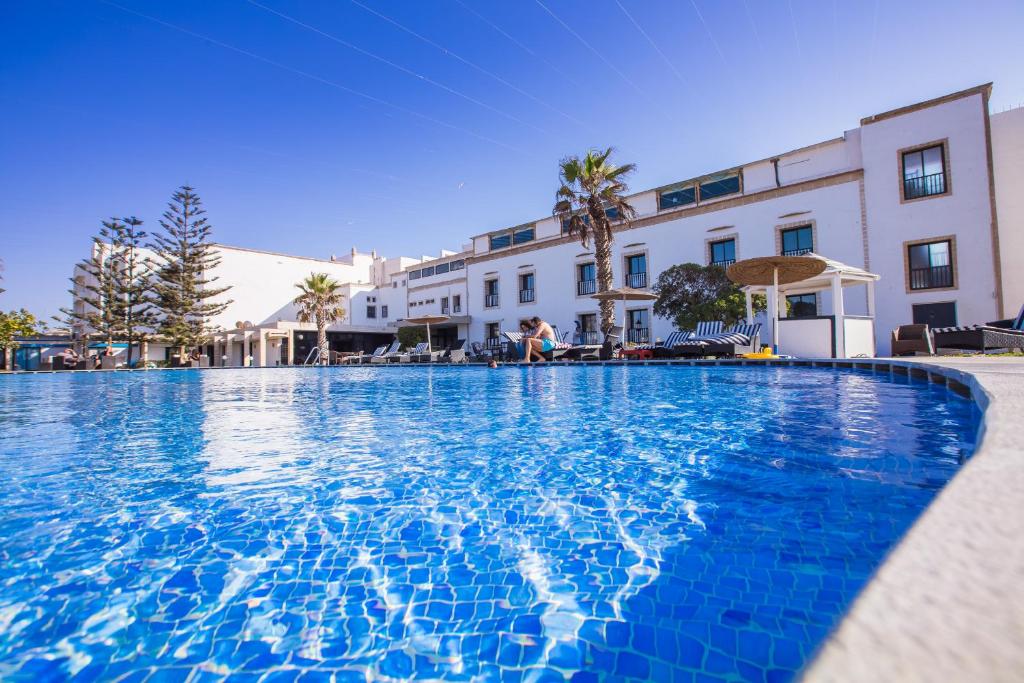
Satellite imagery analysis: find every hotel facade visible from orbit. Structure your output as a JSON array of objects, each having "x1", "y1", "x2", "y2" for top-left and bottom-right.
[{"x1": 70, "y1": 83, "x2": 1024, "y2": 365}]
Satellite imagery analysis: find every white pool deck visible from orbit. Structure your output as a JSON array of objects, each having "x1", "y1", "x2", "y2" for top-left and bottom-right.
[{"x1": 2, "y1": 356, "x2": 1022, "y2": 679}]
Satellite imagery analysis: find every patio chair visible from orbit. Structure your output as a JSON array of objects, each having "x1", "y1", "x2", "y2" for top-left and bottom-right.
[
  {"x1": 398, "y1": 342, "x2": 428, "y2": 363},
  {"x1": 933, "y1": 305, "x2": 1024, "y2": 353},
  {"x1": 443, "y1": 340, "x2": 469, "y2": 364},
  {"x1": 469, "y1": 342, "x2": 496, "y2": 363},
  {"x1": 357, "y1": 345, "x2": 387, "y2": 364},
  {"x1": 890, "y1": 324, "x2": 935, "y2": 356},
  {"x1": 371, "y1": 341, "x2": 402, "y2": 364},
  {"x1": 703, "y1": 323, "x2": 763, "y2": 358},
  {"x1": 670, "y1": 321, "x2": 725, "y2": 357},
  {"x1": 560, "y1": 325, "x2": 623, "y2": 361}
]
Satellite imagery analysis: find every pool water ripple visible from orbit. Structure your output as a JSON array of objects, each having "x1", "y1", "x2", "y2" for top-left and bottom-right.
[{"x1": 0, "y1": 366, "x2": 978, "y2": 681}]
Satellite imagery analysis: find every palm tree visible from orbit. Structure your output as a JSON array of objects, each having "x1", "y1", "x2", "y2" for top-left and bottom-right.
[
  {"x1": 293, "y1": 273, "x2": 345, "y2": 365},
  {"x1": 554, "y1": 147, "x2": 637, "y2": 334}
]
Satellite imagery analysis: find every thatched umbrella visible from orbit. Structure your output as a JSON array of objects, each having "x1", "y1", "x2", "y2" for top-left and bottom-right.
[
  {"x1": 403, "y1": 314, "x2": 450, "y2": 353},
  {"x1": 726, "y1": 254, "x2": 827, "y2": 353}
]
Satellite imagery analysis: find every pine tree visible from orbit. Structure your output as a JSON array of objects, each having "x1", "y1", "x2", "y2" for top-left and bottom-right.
[
  {"x1": 57, "y1": 221, "x2": 126, "y2": 354},
  {"x1": 148, "y1": 186, "x2": 232, "y2": 361},
  {"x1": 112, "y1": 216, "x2": 157, "y2": 368}
]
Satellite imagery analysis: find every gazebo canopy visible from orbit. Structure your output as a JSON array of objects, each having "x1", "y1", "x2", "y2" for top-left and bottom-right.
[{"x1": 739, "y1": 253, "x2": 879, "y2": 296}]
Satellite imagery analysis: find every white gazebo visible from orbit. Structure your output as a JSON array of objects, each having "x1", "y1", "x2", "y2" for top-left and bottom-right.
[{"x1": 739, "y1": 254, "x2": 880, "y2": 359}]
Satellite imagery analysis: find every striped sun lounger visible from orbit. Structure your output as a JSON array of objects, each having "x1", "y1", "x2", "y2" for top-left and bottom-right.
[
  {"x1": 636, "y1": 330, "x2": 692, "y2": 351},
  {"x1": 933, "y1": 304, "x2": 1024, "y2": 352},
  {"x1": 702, "y1": 323, "x2": 763, "y2": 357}
]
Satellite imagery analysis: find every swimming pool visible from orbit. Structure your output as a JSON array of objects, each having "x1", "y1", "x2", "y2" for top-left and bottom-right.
[{"x1": 0, "y1": 366, "x2": 979, "y2": 681}]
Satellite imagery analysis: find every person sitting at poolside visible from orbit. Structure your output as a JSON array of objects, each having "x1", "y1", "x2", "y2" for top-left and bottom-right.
[
  {"x1": 514, "y1": 320, "x2": 534, "y2": 360},
  {"x1": 521, "y1": 316, "x2": 556, "y2": 363}
]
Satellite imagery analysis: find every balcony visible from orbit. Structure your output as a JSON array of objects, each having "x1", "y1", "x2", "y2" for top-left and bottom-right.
[
  {"x1": 577, "y1": 279, "x2": 597, "y2": 296},
  {"x1": 484, "y1": 294, "x2": 500, "y2": 308},
  {"x1": 626, "y1": 327, "x2": 650, "y2": 344},
  {"x1": 519, "y1": 289, "x2": 535, "y2": 304},
  {"x1": 782, "y1": 247, "x2": 812, "y2": 256},
  {"x1": 484, "y1": 337, "x2": 501, "y2": 350},
  {"x1": 625, "y1": 272, "x2": 648, "y2": 289},
  {"x1": 904, "y1": 172, "x2": 946, "y2": 200},
  {"x1": 453, "y1": 304, "x2": 461, "y2": 313},
  {"x1": 578, "y1": 330, "x2": 600, "y2": 345},
  {"x1": 910, "y1": 264, "x2": 953, "y2": 290},
  {"x1": 711, "y1": 259, "x2": 735, "y2": 268},
  {"x1": 441, "y1": 305, "x2": 450, "y2": 315}
]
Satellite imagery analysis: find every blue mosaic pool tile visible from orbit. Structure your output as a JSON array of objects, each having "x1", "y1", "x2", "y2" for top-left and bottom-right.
[{"x1": 0, "y1": 366, "x2": 979, "y2": 680}]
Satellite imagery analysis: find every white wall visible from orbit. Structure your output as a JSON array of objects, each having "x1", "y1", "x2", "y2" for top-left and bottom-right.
[
  {"x1": 467, "y1": 179, "x2": 868, "y2": 346},
  {"x1": 861, "y1": 91, "x2": 999, "y2": 333},
  {"x1": 991, "y1": 107, "x2": 1024, "y2": 318}
]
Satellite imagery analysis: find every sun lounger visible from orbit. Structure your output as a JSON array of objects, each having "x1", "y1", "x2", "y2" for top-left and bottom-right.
[
  {"x1": 470, "y1": 342, "x2": 496, "y2": 363},
  {"x1": 398, "y1": 342, "x2": 428, "y2": 363},
  {"x1": 371, "y1": 341, "x2": 402, "y2": 364},
  {"x1": 668, "y1": 321, "x2": 725, "y2": 357},
  {"x1": 443, "y1": 340, "x2": 469, "y2": 363},
  {"x1": 560, "y1": 325, "x2": 624, "y2": 360},
  {"x1": 933, "y1": 306, "x2": 1024, "y2": 353},
  {"x1": 356, "y1": 345, "x2": 387, "y2": 364},
  {"x1": 702, "y1": 323, "x2": 763, "y2": 357},
  {"x1": 635, "y1": 330, "x2": 692, "y2": 357}
]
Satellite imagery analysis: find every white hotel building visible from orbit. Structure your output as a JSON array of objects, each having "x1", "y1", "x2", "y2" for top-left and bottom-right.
[{"x1": 72, "y1": 83, "x2": 1024, "y2": 365}]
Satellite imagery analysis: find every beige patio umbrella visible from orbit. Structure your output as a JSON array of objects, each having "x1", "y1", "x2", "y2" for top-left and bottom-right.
[
  {"x1": 404, "y1": 314, "x2": 450, "y2": 353},
  {"x1": 592, "y1": 287, "x2": 659, "y2": 344},
  {"x1": 726, "y1": 254, "x2": 827, "y2": 353}
]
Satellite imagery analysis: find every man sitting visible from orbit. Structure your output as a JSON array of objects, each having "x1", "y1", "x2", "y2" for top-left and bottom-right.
[{"x1": 522, "y1": 316, "x2": 556, "y2": 363}]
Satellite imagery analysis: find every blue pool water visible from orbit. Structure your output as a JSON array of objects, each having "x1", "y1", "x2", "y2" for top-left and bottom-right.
[{"x1": 0, "y1": 366, "x2": 978, "y2": 682}]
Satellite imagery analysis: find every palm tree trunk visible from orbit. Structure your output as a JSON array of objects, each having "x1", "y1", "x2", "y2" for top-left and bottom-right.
[
  {"x1": 591, "y1": 214, "x2": 617, "y2": 334},
  {"x1": 317, "y1": 319, "x2": 328, "y2": 365}
]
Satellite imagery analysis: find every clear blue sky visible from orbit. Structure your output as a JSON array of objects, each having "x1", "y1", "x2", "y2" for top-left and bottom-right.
[{"x1": 2, "y1": 0, "x2": 1022, "y2": 321}]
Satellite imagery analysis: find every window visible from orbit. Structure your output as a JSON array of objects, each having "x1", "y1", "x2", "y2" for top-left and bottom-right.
[
  {"x1": 441, "y1": 297, "x2": 449, "y2": 314},
  {"x1": 658, "y1": 185, "x2": 696, "y2": 210},
  {"x1": 781, "y1": 225, "x2": 813, "y2": 256},
  {"x1": 512, "y1": 227, "x2": 535, "y2": 245},
  {"x1": 577, "y1": 313, "x2": 599, "y2": 345},
  {"x1": 907, "y1": 239, "x2": 954, "y2": 290},
  {"x1": 625, "y1": 254, "x2": 648, "y2": 288},
  {"x1": 604, "y1": 206, "x2": 619, "y2": 220},
  {"x1": 786, "y1": 294, "x2": 817, "y2": 318},
  {"x1": 709, "y1": 238, "x2": 736, "y2": 267},
  {"x1": 366, "y1": 305, "x2": 377, "y2": 319},
  {"x1": 421, "y1": 265, "x2": 435, "y2": 278},
  {"x1": 453, "y1": 294, "x2": 462, "y2": 313},
  {"x1": 912, "y1": 302, "x2": 957, "y2": 328},
  {"x1": 577, "y1": 262, "x2": 596, "y2": 296},
  {"x1": 409, "y1": 269, "x2": 421, "y2": 280},
  {"x1": 519, "y1": 272, "x2": 535, "y2": 304},
  {"x1": 902, "y1": 144, "x2": 947, "y2": 200},
  {"x1": 450, "y1": 259, "x2": 465, "y2": 271},
  {"x1": 562, "y1": 214, "x2": 591, "y2": 234},
  {"x1": 392, "y1": 281, "x2": 397, "y2": 288},
  {"x1": 626, "y1": 309, "x2": 650, "y2": 344},
  {"x1": 484, "y1": 279, "x2": 499, "y2": 308},
  {"x1": 485, "y1": 322, "x2": 501, "y2": 348},
  {"x1": 381, "y1": 305, "x2": 388, "y2": 319},
  {"x1": 489, "y1": 233, "x2": 511, "y2": 250},
  {"x1": 435, "y1": 261, "x2": 450, "y2": 275},
  {"x1": 699, "y1": 173, "x2": 740, "y2": 201}
]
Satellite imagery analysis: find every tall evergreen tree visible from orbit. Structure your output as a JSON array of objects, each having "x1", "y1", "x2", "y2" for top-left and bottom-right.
[
  {"x1": 57, "y1": 221, "x2": 126, "y2": 354},
  {"x1": 112, "y1": 216, "x2": 157, "y2": 368},
  {"x1": 148, "y1": 186, "x2": 232, "y2": 360}
]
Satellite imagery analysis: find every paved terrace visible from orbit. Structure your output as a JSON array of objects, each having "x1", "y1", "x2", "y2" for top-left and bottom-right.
[{"x1": 2, "y1": 356, "x2": 1022, "y2": 680}]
